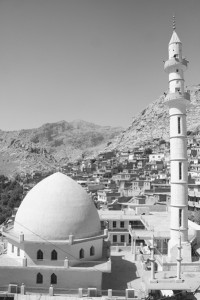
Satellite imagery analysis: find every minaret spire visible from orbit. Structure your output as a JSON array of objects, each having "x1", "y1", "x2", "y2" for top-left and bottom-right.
[{"x1": 173, "y1": 15, "x2": 176, "y2": 31}]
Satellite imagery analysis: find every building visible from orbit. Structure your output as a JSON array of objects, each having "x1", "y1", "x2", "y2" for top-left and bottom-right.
[
  {"x1": 0, "y1": 173, "x2": 110, "y2": 292},
  {"x1": 149, "y1": 153, "x2": 165, "y2": 162},
  {"x1": 164, "y1": 18, "x2": 191, "y2": 262},
  {"x1": 97, "y1": 189, "x2": 121, "y2": 204}
]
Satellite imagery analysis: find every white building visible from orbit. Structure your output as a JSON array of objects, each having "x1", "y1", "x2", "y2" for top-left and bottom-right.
[
  {"x1": 149, "y1": 153, "x2": 165, "y2": 162},
  {"x1": 164, "y1": 19, "x2": 191, "y2": 262},
  {"x1": 0, "y1": 173, "x2": 110, "y2": 293}
]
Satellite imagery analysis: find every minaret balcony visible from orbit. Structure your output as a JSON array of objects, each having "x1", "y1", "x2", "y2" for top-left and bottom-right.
[
  {"x1": 164, "y1": 58, "x2": 188, "y2": 72},
  {"x1": 164, "y1": 91, "x2": 190, "y2": 104}
]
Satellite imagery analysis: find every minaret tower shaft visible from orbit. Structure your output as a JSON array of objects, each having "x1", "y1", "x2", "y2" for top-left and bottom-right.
[{"x1": 164, "y1": 17, "x2": 191, "y2": 261}]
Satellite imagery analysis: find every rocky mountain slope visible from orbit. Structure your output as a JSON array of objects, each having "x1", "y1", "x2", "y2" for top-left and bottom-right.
[
  {"x1": 0, "y1": 120, "x2": 122, "y2": 176},
  {"x1": 105, "y1": 84, "x2": 200, "y2": 151}
]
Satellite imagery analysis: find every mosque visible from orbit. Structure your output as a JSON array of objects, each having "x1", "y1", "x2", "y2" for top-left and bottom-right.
[
  {"x1": 0, "y1": 172, "x2": 111, "y2": 293},
  {"x1": 0, "y1": 16, "x2": 200, "y2": 299}
]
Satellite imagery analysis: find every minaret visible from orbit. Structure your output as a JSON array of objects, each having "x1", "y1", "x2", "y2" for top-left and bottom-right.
[{"x1": 164, "y1": 17, "x2": 191, "y2": 262}]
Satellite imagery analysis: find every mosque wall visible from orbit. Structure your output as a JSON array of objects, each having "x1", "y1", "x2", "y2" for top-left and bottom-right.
[
  {"x1": 0, "y1": 266, "x2": 102, "y2": 290},
  {"x1": 7, "y1": 238, "x2": 104, "y2": 267}
]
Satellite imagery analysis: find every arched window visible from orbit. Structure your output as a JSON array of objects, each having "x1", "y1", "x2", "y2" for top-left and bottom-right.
[
  {"x1": 51, "y1": 273, "x2": 57, "y2": 285},
  {"x1": 51, "y1": 250, "x2": 57, "y2": 260},
  {"x1": 36, "y1": 273, "x2": 43, "y2": 284},
  {"x1": 90, "y1": 246, "x2": 95, "y2": 256},
  {"x1": 79, "y1": 248, "x2": 84, "y2": 259},
  {"x1": 37, "y1": 250, "x2": 43, "y2": 260}
]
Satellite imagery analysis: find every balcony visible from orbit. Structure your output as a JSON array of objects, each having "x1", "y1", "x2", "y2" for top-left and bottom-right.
[
  {"x1": 164, "y1": 57, "x2": 188, "y2": 72},
  {"x1": 164, "y1": 91, "x2": 190, "y2": 103}
]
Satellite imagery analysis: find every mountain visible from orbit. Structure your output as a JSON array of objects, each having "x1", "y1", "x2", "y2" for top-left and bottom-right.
[
  {"x1": 105, "y1": 84, "x2": 200, "y2": 151},
  {"x1": 0, "y1": 120, "x2": 123, "y2": 176}
]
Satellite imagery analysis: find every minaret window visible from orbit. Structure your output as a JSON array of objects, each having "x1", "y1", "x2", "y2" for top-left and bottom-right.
[
  {"x1": 179, "y1": 162, "x2": 182, "y2": 180},
  {"x1": 37, "y1": 250, "x2": 43, "y2": 260},
  {"x1": 176, "y1": 69, "x2": 179, "y2": 72},
  {"x1": 178, "y1": 117, "x2": 181, "y2": 134},
  {"x1": 179, "y1": 209, "x2": 182, "y2": 227},
  {"x1": 36, "y1": 273, "x2": 43, "y2": 284}
]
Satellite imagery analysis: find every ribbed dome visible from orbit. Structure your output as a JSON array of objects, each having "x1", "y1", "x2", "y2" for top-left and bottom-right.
[{"x1": 14, "y1": 172, "x2": 101, "y2": 240}]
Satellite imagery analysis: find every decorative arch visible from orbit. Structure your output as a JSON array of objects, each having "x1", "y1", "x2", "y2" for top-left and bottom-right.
[
  {"x1": 37, "y1": 249, "x2": 43, "y2": 260},
  {"x1": 51, "y1": 249, "x2": 57, "y2": 260},
  {"x1": 79, "y1": 248, "x2": 84, "y2": 259},
  {"x1": 36, "y1": 273, "x2": 43, "y2": 284},
  {"x1": 51, "y1": 273, "x2": 57, "y2": 284},
  {"x1": 90, "y1": 246, "x2": 95, "y2": 256}
]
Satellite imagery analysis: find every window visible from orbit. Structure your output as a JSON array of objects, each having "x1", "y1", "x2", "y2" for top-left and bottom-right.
[
  {"x1": 176, "y1": 69, "x2": 179, "y2": 72},
  {"x1": 51, "y1": 250, "x2": 57, "y2": 260},
  {"x1": 11, "y1": 245, "x2": 14, "y2": 253},
  {"x1": 179, "y1": 162, "x2": 182, "y2": 180},
  {"x1": 179, "y1": 209, "x2": 182, "y2": 227},
  {"x1": 113, "y1": 221, "x2": 116, "y2": 228},
  {"x1": 113, "y1": 235, "x2": 117, "y2": 243},
  {"x1": 120, "y1": 221, "x2": 125, "y2": 228},
  {"x1": 178, "y1": 117, "x2": 181, "y2": 134},
  {"x1": 51, "y1": 273, "x2": 57, "y2": 285},
  {"x1": 36, "y1": 273, "x2": 43, "y2": 284},
  {"x1": 121, "y1": 235, "x2": 125, "y2": 243},
  {"x1": 90, "y1": 246, "x2": 95, "y2": 256},
  {"x1": 37, "y1": 250, "x2": 43, "y2": 260},
  {"x1": 17, "y1": 248, "x2": 20, "y2": 256},
  {"x1": 79, "y1": 248, "x2": 84, "y2": 259}
]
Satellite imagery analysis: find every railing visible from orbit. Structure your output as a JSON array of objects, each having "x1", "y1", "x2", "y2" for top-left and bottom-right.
[
  {"x1": 0, "y1": 286, "x2": 145, "y2": 298},
  {"x1": 165, "y1": 91, "x2": 190, "y2": 102},
  {"x1": 109, "y1": 228, "x2": 129, "y2": 232},
  {"x1": 164, "y1": 57, "x2": 188, "y2": 71},
  {"x1": 140, "y1": 215, "x2": 150, "y2": 230},
  {"x1": 111, "y1": 245, "x2": 132, "y2": 252}
]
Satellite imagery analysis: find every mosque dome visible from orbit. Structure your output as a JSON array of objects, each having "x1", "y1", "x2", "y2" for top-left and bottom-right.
[{"x1": 14, "y1": 172, "x2": 101, "y2": 240}]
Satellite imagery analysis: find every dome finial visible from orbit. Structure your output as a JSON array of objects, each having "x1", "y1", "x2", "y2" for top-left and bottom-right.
[{"x1": 173, "y1": 15, "x2": 176, "y2": 31}]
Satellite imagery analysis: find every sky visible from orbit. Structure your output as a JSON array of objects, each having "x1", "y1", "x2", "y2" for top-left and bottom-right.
[{"x1": 0, "y1": 0, "x2": 199, "y2": 131}]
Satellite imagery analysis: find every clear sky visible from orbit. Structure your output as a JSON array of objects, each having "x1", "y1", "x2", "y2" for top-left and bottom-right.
[{"x1": 0, "y1": 0, "x2": 199, "y2": 131}]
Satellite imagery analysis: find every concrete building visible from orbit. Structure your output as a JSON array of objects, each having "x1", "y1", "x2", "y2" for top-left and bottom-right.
[
  {"x1": 0, "y1": 173, "x2": 110, "y2": 292},
  {"x1": 149, "y1": 153, "x2": 165, "y2": 162},
  {"x1": 164, "y1": 18, "x2": 191, "y2": 262},
  {"x1": 97, "y1": 189, "x2": 121, "y2": 204}
]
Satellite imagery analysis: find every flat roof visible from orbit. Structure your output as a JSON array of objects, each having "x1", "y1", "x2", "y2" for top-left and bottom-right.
[
  {"x1": 98, "y1": 210, "x2": 171, "y2": 238},
  {"x1": 98, "y1": 210, "x2": 140, "y2": 221},
  {"x1": 143, "y1": 270, "x2": 200, "y2": 293}
]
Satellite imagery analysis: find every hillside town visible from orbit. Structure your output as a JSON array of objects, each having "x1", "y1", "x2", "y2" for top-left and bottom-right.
[{"x1": 16, "y1": 135, "x2": 200, "y2": 216}]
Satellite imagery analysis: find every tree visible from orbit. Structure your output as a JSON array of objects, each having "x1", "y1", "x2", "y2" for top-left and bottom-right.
[{"x1": 144, "y1": 148, "x2": 152, "y2": 155}]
